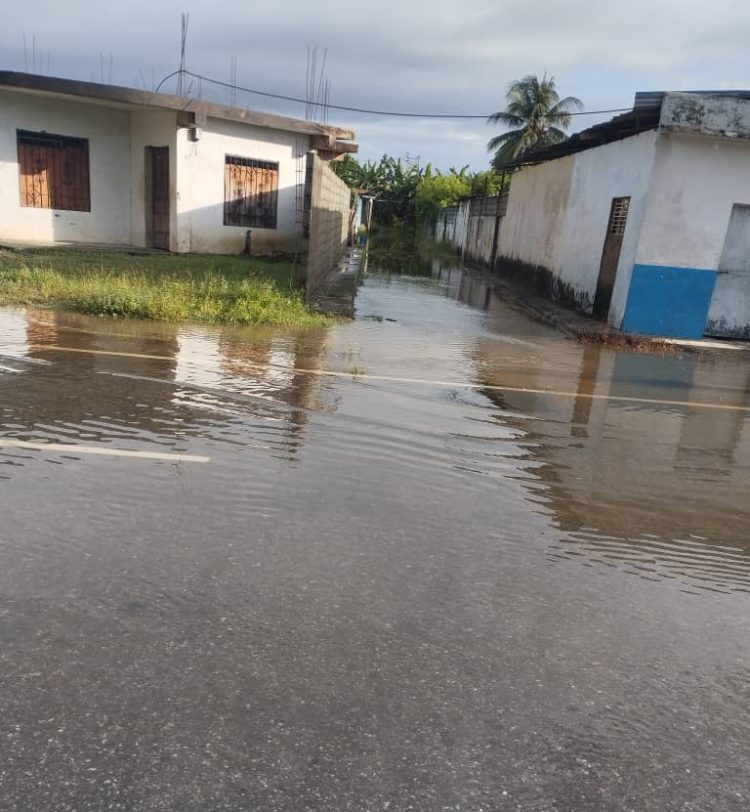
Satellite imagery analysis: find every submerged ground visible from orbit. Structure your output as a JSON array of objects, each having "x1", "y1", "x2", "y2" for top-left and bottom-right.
[{"x1": 1, "y1": 248, "x2": 749, "y2": 810}]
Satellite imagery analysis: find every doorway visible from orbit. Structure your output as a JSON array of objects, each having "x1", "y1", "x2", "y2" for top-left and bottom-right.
[
  {"x1": 146, "y1": 146, "x2": 170, "y2": 250},
  {"x1": 593, "y1": 196, "x2": 630, "y2": 319}
]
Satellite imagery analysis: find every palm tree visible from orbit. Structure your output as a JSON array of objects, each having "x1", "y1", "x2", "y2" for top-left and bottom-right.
[{"x1": 487, "y1": 75, "x2": 583, "y2": 168}]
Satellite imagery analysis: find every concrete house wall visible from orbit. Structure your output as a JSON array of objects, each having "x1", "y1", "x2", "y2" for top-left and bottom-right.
[
  {"x1": 0, "y1": 108, "x2": 316, "y2": 255},
  {"x1": 0, "y1": 74, "x2": 355, "y2": 255},
  {"x1": 488, "y1": 91, "x2": 750, "y2": 339},
  {"x1": 128, "y1": 110, "x2": 178, "y2": 249},
  {"x1": 620, "y1": 132, "x2": 750, "y2": 337},
  {"x1": 497, "y1": 130, "x2": 658, "y2": 313},
  {"x1": 0, "y1": 88, "x2": 133, "y2": 246},
  {"x1": 174, "y1": 117, "x2": 311, "y2": 254}
]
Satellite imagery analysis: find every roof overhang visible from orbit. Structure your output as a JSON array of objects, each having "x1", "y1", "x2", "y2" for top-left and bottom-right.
[{"x1": 0, "y1": 71, "x2": 356, "y2": 145}]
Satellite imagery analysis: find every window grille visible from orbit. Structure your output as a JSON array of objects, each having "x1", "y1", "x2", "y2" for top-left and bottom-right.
[
  {"x1": 17, "y1": 130, "x2": 91, "y2": 212},
  {"x1": 224, "y1": 156, "x2": 279, "y2": 229},
  {"x1": 608, "y1": 197, "x2": 631, "y2": 236}
]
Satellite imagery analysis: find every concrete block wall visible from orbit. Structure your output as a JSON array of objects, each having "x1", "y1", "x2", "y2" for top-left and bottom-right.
[{"x1": 305, "y1": 153, "x2": 351, "y2": 299}]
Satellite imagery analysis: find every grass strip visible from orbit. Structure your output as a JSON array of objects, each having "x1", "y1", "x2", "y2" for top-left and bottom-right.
[{"x1": 0, "y1": 249, "x2": 332, "y2": 329}]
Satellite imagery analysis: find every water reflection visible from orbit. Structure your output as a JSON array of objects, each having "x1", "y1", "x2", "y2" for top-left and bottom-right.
[
  {"x1": 2, "y1": 261, "x2": 749, "y2": 598},
  {"x1": 0, "y1": 308, "x2": 334, "y2": 464},
  {"x1": 365, "y1": 253, "x2": 750, "y2": 592},
  {"x1": 467, "y1": 312, "x2": 750, "y2": 594}
]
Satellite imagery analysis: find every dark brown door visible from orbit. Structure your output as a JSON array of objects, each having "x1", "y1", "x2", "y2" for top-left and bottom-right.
[
  {"x1": 148, "y1": 147, "x2": 170, "y2": 250},
  {"x1": 593, "y1": 196, "x2": 630, "y2": 319}
]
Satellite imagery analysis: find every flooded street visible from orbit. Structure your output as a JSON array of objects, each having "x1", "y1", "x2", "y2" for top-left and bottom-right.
[{"x1": 1, "y1": 257, "x2": 750, "y2": 811}]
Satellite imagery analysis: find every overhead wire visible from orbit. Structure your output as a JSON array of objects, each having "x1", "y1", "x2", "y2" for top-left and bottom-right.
[{"x1": 155, "y1": 68, "x2": 630, "y2": 120}]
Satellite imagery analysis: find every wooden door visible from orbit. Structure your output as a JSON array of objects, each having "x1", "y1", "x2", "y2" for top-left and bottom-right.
[
  {"x1": 593, "y1": 196, "x2": 630, "y2": 319},
  {"x1": 148, "y1": 147, "x2": 170, "y2": 250}
]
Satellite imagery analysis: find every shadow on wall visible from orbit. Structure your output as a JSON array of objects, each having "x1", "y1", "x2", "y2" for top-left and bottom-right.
[
  {"x1": 305, "y1": 206, "x2": 346, "y2": 298},
  {"x1": 304, "y1": 154, "x2": 351, "y2": 300},
  {"x1": 1, "y1": 128, "x2": 305, "y2": 255},
  {"x1": 177, "y1": 184, "x2": 304, "y2": 256}
]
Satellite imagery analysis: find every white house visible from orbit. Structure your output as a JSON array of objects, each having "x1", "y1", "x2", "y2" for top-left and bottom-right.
[
  {"x1": 495, "y1": 91, "x2": 750, "y2": 339},
  {"x1": 0, "y1": 71, "x2": 356, "y2": 258}
]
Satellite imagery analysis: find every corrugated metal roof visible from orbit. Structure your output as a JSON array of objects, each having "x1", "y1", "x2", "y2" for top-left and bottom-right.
[{"x1": 499, "y1": 94, "x2": 662, "y2": 169}]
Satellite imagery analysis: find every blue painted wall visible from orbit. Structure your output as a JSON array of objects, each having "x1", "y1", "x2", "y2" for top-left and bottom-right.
[{"x1": 621, "y1": 264, "x2": 718, "y2": 339}]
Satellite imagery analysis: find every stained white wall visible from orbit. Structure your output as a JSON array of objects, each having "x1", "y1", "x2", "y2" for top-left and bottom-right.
[
  {"x1": 497, "y1": 154, "x2": 576, "y2": 273},
  {"x1": 630, "y1": 133, "x2": 750, "y2": 336},
  {"x1": 660, "y1": 92, "x2": 750, "y2": 138},
  {"x1": 635, "y1": 134, "x2": 750, "y2": 268},
  {"x1": 452, "y1": 199, "x2": 470, "y2": 256},
  {"x1": 710, "y1": 202, "x2": 750, "y2": 338},
  {"x1": 465, "y1": 216, "x2": 497, "y2": 267},
  {"x1": 499, "y1": 131, "x2": 658, "y2": 317},
  {"x1": 175, "y1": 117, "x2": 310, "y2": 254},
  {"x1": 0, "y1": 88, "x2": 132, "y2": 245}
]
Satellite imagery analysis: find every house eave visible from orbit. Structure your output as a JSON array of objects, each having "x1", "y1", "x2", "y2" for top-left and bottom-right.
[{"x1": 0, "y1": 70, "x2": 356, "y2": 144}]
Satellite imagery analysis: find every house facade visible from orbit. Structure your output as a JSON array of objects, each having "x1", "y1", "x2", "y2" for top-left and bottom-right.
[
  {"x1": 0, "y1": 71, "x2": 356, "y2": 263},
  {"x1": 492, "y1": 91, "x2": 750, "y2": 339}
]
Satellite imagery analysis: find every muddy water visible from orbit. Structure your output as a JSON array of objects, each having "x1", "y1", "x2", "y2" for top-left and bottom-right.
[{"x1": 1, "y1": 258, "x2": 749, "y2": 810}]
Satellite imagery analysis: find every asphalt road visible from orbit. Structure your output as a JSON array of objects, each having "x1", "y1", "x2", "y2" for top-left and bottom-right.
[{"x1": 1, "y1": 262, "x2": 749, "y2": 811}]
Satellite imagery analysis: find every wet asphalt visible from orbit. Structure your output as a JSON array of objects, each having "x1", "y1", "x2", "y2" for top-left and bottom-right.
[{"x1": 1, "y1": 258, "x2": 749, "y2": 811}]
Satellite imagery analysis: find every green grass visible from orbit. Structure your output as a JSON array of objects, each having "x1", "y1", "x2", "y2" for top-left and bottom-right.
[{"x1": 0, "y1": 248, "x2": 332, "y2": 328}]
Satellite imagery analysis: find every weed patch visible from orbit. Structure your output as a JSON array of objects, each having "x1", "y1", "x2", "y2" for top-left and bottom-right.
[{"x1": 0, "y1": 249, "x2": 331, "y2": 328}]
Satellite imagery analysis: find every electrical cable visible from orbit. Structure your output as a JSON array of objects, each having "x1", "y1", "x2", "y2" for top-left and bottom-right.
[{"x1": 156, "y1": 68, "x2": 630, "y2": 120}]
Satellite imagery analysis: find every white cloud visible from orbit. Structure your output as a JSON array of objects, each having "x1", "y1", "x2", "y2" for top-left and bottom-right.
[{"x1": 2, "y1": 0, "x2": 749, "y2": 169}]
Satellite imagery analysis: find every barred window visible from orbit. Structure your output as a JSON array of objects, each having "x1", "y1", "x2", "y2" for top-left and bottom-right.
[
  {"x1": 224, "y1": 156, "x2": 279, "y2": 229},
  {"x1": 17, "y1": 130, "x2": 91, "y2": 212},
  {"x1": 608, "y1": 197, "x2": 630, "y2": 236}
]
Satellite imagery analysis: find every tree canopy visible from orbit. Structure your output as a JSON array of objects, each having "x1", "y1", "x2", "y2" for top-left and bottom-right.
[
  {"x1": 487, "y1": 74, "x2": 583, "y2": 169},
  {"x1": 332, "y1": 157, "x2": 509, "y2": 225}
]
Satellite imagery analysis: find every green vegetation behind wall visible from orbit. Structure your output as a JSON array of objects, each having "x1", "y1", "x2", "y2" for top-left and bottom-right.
[{"x1": 333, "y1": 155, "x2": 508, "y2": 229}]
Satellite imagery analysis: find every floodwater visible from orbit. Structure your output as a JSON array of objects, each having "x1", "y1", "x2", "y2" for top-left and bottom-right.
[{"x1": 1, "y1": 255, "x2": 749, "y2": 811}]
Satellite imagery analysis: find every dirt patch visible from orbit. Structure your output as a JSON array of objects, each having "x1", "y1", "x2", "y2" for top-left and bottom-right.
[{"x1": 569, "y1": 324, "x2": 684, "y2": 355}]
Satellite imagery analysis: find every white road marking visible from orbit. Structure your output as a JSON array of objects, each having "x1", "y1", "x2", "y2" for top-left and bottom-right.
[
  {"x1": 0, "y1": 439, "x2": 209, "y2": 463},
  {"x1": 31, "y1": 345, "x2": 174, "y2": 361},
  {"x1": 27, "y1": 345, "x2": 750, "y2": 414},
  {"x1": 0, "y1": 353, "x2": 50, "y2": 366}
]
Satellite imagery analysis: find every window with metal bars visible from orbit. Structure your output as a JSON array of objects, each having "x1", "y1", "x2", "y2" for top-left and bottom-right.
[
  {"x1": 608, "y1": 197, "x2": 631, "y2": 236},
  {"x1": 223, "y1": 156, "x2": 279, "y2": 229},
  {"x1": 17, "y1": 130, "x2": 91, "y2": 212}
]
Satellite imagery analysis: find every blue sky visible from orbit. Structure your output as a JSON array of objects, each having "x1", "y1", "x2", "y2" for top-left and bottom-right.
[{"x1": 3, "y1": 0, "x2": 750, "y2": 170}]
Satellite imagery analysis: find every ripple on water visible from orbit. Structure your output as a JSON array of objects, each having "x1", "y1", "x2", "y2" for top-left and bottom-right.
[{"x1": 547, "y1": 530, "x2": 750, "y2": 595}]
